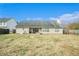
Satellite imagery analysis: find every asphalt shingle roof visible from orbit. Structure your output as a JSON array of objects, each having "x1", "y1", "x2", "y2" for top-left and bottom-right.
[{"x1": 16, "y1": 20, "x2": 61, "y2": 28}]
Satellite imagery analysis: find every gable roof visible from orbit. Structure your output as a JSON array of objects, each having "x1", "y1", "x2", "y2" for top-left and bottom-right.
[
  {"x1": 0, "y1": 18, "x2": 12, "y2": 23},
  {"x1": 16, "y1": 20, "x2": 61, "y2": 28}
]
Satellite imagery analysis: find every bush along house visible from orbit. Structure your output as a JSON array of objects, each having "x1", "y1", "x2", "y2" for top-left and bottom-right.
[
  {"x1": 16, "y1": 20, "x2": 63, "y2": 34},
  {"x1": 0, "y1": 18, "x2": 17, "y2": 34}
]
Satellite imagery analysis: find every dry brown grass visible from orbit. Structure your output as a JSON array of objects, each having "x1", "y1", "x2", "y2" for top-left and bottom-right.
[{"x1": 0, "y1": 34, "x2": 79, "y2": 56}]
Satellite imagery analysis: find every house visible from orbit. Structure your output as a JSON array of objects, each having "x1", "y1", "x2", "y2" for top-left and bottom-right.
[
  {"x1": 0, "y1": 18, "x2": 17, "y2": 33},
  {"x1": 16, "y1": 20, "x2": 63, "y2": 34}
]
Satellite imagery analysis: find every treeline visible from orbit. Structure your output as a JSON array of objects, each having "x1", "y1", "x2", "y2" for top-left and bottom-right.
[{"x1": 65, "y1": 22, "x2": 79, "y2": 30}]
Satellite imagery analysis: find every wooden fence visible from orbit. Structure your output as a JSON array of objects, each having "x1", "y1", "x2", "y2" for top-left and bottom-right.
[{"x1": 63, "y1": 29, "x2": 79, "y2": 35}]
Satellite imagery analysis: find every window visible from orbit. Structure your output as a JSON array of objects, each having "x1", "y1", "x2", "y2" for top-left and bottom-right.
[
  {"x1": 2, "y1": 22, "x2": 4, "y2": 26},
  {"x1": 46, "y1": 29, "x2": 49, "y2": 32},
  {"x1": 0, "y1": 22, "x2": 6, "y2": 26},
  {"x1": 55, "y1": 29, "x2": 59, "y2": 32},
  {"x1": 43, "y1": 29, "x2": 49, "y2": 32},
  {"x1": 0, "y1": 23, "x2": 3, "y2": 26},
  {"x1": 2, "y1": 22, "x2": 7, "y2": 26}
]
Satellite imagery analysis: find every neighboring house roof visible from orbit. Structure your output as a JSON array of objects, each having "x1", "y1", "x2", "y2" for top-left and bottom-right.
[
  {"x1": 0, "y1": 18, "x2": 17, "y2": 29},
  {"x1": 16, "y1": 20, "x2": 61, "y2": 28},
  {"x1": 0, "y1": 18, "x2": 12, "y2": 23}
]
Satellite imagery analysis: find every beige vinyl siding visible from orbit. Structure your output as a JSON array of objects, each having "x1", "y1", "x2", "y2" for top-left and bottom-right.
[
  {"x1": 16, "y1": 28, "x2": 29, "y2": 34},
  {"x1": 40, "y1": 28, "x2": 63, "y2": 34}
]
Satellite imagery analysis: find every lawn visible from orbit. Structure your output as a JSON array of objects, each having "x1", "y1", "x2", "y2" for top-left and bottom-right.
[{"x1": 0, "y1": 34, "x2": 79, "y2": 56}]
